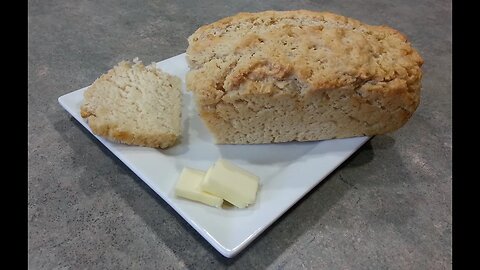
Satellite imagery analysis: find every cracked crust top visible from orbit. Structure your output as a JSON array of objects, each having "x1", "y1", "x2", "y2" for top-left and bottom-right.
[{"x1": 186, "y1": 10, "x2": 423, "y2": 106}]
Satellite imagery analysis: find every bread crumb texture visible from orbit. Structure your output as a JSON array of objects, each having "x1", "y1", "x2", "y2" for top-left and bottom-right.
[
  {"x1": 186, "y1": 10, "x2": 423, "y2": 144},
  {"x1": 80, "y1": 59, "x2": 182, "y2": 148}
]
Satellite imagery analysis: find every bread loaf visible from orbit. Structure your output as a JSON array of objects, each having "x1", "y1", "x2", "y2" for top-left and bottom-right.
[
  {"x1": 80, "y1": 59, "x2": 182, "y2": 148},
  {"x1": 186, "y1": 10, "x2": 423, "y2": 144}
]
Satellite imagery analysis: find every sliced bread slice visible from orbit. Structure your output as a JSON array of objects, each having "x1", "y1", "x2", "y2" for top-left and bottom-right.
[{"x1": 80, "y1": 59, "x2": 182, "y2": 148}]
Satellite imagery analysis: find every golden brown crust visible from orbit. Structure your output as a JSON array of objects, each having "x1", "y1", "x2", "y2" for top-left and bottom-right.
[{"x1": 186, "y1": 10, "x2": 423, "y2": 144}]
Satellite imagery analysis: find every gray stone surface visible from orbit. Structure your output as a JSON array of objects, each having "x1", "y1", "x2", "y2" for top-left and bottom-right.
[{"x1": 28, "y1": 0, "x2": 452, "y2": 269}]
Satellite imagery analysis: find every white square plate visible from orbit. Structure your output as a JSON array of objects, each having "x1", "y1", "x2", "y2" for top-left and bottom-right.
[{"x1": 58, "y1": 53, "x2": 370, "y2": 258}]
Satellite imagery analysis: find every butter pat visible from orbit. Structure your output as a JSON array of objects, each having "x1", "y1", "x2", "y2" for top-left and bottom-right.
[
  {"x1": 175, "y1": 167, "x2": 223, "y2": 208},
  {"x1": 202, "y1": 159, "x2": 259, "y2": 208}
]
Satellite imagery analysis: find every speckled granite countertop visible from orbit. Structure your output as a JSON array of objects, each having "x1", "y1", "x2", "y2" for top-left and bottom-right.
[{"x1": 28, "y1": 0, "x2": 451, "y2": 268}]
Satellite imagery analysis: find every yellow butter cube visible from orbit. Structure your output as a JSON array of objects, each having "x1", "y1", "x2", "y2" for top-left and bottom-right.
[
  {"x1": 175, "y1": 167, "x2": 223, "y2": 208},
  {"x1": 201, "y1": 159, "x2": 259, "y2": 208}
]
